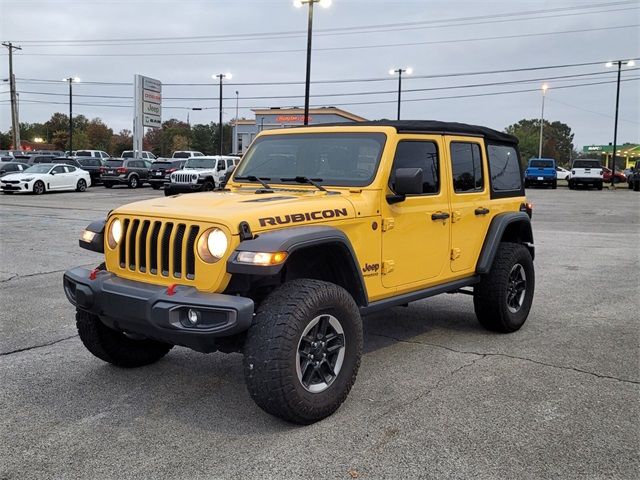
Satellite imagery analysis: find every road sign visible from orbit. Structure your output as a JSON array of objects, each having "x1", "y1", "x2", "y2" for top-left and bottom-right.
[{"x1": 133, "y1": 74, "x2": 162, "y2": 153}]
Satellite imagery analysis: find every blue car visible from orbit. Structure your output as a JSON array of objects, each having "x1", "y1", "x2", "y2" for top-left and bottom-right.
[{"x1": 525, "y1": 158, "x2": 557, "y2": 189}]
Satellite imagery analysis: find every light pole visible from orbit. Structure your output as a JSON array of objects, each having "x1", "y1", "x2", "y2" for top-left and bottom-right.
[
  {"x1": 606, "y1": 59, "x2": 635, "y2": 186},
  {"x1": 234, "y1": 90, "x2": 239, "y2": 154},
  {"x1": 389, "y1": 67, "x2": 413, "y2": 120},
  {"x1": 212, "y1": 73, "x2": 232, "y2": 156},
  {"x1": 538, "y1": 83, "x2": 548, "y2": 159},
  {"x1": 294, "y1": 0, "x2": 332, "y2": 125},
  {"x1": 62, "y1": 76, "x2": 80, "y2": 154}
]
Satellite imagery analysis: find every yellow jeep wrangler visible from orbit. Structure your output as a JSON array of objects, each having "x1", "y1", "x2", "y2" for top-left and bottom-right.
[{"x1": 64, "y1": 121, "x2": 535, "y2": 424}]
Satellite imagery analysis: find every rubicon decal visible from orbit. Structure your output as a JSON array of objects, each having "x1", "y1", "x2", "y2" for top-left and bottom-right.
[{"x1": 259, "y1": 208, "x2": 348, "y2": 227}]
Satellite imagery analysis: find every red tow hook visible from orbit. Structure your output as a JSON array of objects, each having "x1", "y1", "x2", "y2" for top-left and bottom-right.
[
  {"x1": 166, "y1": 284, "x2": 178, "y2": 296},
  {"x1": 89, "y1": 268, "x2": 100, "y2": 280}
]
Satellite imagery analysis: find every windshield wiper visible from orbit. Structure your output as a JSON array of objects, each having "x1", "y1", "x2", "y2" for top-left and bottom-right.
[
  {"x1": 235, "y1": 175, "x2": 273, "y2": 191},
  {"x1": 280, "y1": 176, "x2": 327, "y2": 192}
]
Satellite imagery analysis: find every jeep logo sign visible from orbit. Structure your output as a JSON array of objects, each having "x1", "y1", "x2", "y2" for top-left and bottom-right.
[{"x1": 259, "y1": 208, "x2": 348, "y2": 227}]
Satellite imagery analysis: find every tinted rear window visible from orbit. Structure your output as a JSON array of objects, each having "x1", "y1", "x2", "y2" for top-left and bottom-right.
[
  {"x1": 77, "y1": 158, "x2": 101, "y2": 167},
  {"x1": 76, "y1": 151, "x2": 93, "y2": 157},
  {"x1": 152, "y1": 162, "x2": 172, "y2": 168},
  {"x1": 173, "y1": 152, "x2": 191, "y2": 158},
  {"x1": 105, "y1": 160, "x2": 123, "y2": 167},
  {"x1": 573, "y1": 160, "x2": 601, "y2": 168},
  {"x1": 487, "y1": 144, "x2": 522, "y2": 192},
  {"x1": 529, "y1": 160, "x2": 554, "y2": 168}
]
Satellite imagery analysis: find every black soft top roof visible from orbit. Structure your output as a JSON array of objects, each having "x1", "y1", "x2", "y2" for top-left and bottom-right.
[{"x1": 318, "y1": 120, "x2": 517, "y2": 145}]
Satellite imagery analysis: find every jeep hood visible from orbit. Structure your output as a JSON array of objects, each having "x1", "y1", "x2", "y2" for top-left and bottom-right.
[{"x1": 111, "y1": 188, "x2": 356, "y2": 234}]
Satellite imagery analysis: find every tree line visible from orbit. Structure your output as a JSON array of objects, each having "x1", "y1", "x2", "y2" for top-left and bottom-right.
[
  {"x1": 0, "y1": 113, "x2": 233, "y2": 157},
  {"x1": 2, "y1": 113, "x2": 579, "y2": 165}
]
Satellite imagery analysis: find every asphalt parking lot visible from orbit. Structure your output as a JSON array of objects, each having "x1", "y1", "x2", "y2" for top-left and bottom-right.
[{"x1": 0, "y1": 184, "x2": 638, "y2": 479}]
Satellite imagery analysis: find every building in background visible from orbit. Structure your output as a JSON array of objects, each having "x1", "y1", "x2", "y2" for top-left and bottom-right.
[
  {"x1": 582, "y1": 143, "x2": 639, "y2": 169},
  {"x1": 231, "y1": 107, "x2": 367, "y2": 154}
]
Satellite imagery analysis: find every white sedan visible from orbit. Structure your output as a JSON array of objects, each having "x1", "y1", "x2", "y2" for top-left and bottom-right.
[
  {"x1": 556, "y1": 166, "x2": 571, "y2": 181},
  {"x1": 0, "y1": 163, "x2": 92, "y2": 195}
]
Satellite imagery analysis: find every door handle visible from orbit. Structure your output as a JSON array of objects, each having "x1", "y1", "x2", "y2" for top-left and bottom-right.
[
  {"x1": 474, "y1": 207, "x2": 490, "y2": 216},
  {"x1": 431, "y1": 212, "x2": 450, "y2": 221}
]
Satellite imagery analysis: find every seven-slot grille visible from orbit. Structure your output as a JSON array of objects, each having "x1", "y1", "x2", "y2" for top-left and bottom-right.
[
  {"x1": 173, "y1": 172, "x2": 197, "y2": 183},
  {"x1": 118, "y1": 218, "x2": 200, "y2": 280}
]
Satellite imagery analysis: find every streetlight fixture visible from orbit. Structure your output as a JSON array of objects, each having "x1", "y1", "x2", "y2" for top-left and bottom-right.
[
  {"x1": 212, "y1": 73, "x2": 232, "y2": 156},
  {"x1": 389, "y1": 67, "x2": 413, "y2": 120},
  {"x1": 294, "y1": 0, "x2": 332, "y2": 125},
  {"x1": 234, "y1": 90, "x2": 239, "y2": 154},
  {"x1": 538, "y1": 83, "x2": 548, "y2": 159},
  {"x1": 62, "y1": 76, "x2": 80, "y2": 153},
  {"x1": 605, "y1": 59, "x2": 635, "y2": 186}
]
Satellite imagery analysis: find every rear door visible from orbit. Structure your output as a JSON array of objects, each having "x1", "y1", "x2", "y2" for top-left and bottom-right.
[{"x1": 445, "y1": 137, "x2": 492, "y2": 273}]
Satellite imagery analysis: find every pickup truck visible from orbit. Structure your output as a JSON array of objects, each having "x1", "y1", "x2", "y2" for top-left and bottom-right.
[
  {"x1": 568, "y1": 159, "x2": 604, "y2": 190},
  {"x1": 524, "y1": 158, "x2": 557, "y2": 189}
]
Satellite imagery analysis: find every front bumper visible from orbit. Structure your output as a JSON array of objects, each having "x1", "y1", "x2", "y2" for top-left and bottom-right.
[
  {"x1": 63, "y1": 267, "x2": 254, "y2": 353},
  {"x1": 1, "y1": 180, "x2": 32, "y2": 192}
]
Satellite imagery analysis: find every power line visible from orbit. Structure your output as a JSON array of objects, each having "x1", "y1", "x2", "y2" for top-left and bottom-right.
[
  {"x1": 547, "y1": 97, "x2": 640, "y2": 125},
  {"x1": 13, "y1": 58, "x2": 640, "y2": 87},
  {"x1": 5, "y1": 1, "x2": 636, "y2": 46},
  {"x1": 3, "y1": 77, "x2": 637, "y2": 111},
  {"x1": 14, "y1": 68, "x2": 638, "y2": 102},
  {"x1": 12, "y1": 24, "x2": 637, "y2": 57}
]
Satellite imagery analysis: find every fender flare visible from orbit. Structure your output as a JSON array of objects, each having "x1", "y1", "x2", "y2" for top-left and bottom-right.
[
  {"x1": 227, "y1": 226, "x2": 368, "y2": 306},
  {"x1": 476, "y1": 212, "x2": 534, "y2": 274}
]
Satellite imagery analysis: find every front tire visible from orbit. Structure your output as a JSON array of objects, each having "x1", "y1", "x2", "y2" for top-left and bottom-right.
[
  {"x1": 33, "y1": 180, "x2": 45, "y2": 195},
  {"x1": 76, "y1": 179, "x2": 87, "y2": 192},
  {"x1": 202, "y1": 180, "x2": 215, "y2": 191},
  {"x1": 151, "y1": 183, "x2": 161, "y2": 190},
  {"x1": 104, "y1": 182, "x2": 113, "y2": 188},
  {"x1": 243, "y1": 279, "x2": 363, "y2": 424},
  {"x1": 474, "y1": 243, "x2": 535, "y2": 333},
  {"x1": 76, "y1": 310, "x2": 172, "y2": 368}
]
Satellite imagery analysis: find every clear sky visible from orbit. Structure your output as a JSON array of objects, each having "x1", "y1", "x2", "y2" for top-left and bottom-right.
[{"x1": 1, "y1": 0, "x2": 638, "y2": 149}]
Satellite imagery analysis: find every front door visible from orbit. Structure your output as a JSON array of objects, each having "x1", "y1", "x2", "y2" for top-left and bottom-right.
[
  {"x1": 445, "y1": 137, "x2": 492, "y2": 273},
  {"x1": 381, "y1": 136, "x2": 451, "y2": 289},
  {"x1": 48, "y1": 165, "x2": 67, "y2": 190}
]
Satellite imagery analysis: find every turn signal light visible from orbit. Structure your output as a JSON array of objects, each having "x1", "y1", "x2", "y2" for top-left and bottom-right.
[{"x1": 236, "y1": 251, "x2": 288, "y2": 266}]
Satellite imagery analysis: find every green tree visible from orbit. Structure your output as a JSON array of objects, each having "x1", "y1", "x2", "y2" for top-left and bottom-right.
[
  {"x1": 110, "y1": 129, "x2": 133, "y2": 155},
  {"x1": 505, "y1": 119, "x2": 575, "y2": 167},
  {"x1": 45, "y1": 113, "x2": 70, "y2": 142},
  {"x1": 86, "y1": 118, "x2": 113, "y2": 152},
  {"x1": 190, "y1": 123, "x2": 215, "y2": 154}
]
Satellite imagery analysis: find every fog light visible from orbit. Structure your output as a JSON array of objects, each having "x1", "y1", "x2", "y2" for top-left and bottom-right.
[
  {"x1": 81, "y1": 230, "x2": 96, "y2": 243},
  {"x1": 236, "y1": 251, "x2": 288, "y2": 266},
  {"x1": 187, "y1": 309, "x2": 200, "y2": 325}
]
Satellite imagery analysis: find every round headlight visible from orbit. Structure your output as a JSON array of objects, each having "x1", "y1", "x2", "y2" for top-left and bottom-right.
[
  {"x1": 108, "y1": 218, "x2": 122, "y2": 249},
  {"x1": 197, "y1": 228, "x2": 227, "y2": 263}
]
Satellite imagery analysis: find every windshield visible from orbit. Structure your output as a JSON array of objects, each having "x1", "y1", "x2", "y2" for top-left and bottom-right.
[
  {"x1": 573, "y1": 160, "x2": 601, "y2": 168},
  {"x1": 76, "y1": 151, "x2": 93, "y2": 157},
  {"x1": 24, "y1": 164, "x2": 53, "y2": 174},
  {"x1": 530, "y1": 159, "x2": 554, "y2": 168},
  {"x1": 151, "y1": 161, "x2": 172, "y2": 168},
  {"x1": 185, "y1": 158, "x2": 216, "y2": 168},
  {"x1": 173, "y1": 152, "x2": 192, "y2": 158},
  {"x1": 122, "y1": 151, "x2": 135, "y2": 158},
  {"x1": 105, "y1": 160, "x2": 123, "y2": 167},
  {"x1": 234, "y1": 133, "x2": 386, "y2": 187}
]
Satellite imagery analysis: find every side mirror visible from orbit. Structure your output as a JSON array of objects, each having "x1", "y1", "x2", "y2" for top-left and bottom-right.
[
  {"x1": 387, "y1": 168, "x2": 423, "y2": 204},
  {"x1": 50, "y1": 171, "x2": 56, "y2": 175}
]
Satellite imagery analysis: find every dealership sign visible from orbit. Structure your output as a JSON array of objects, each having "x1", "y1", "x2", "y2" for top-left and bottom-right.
[{"x1": 133, "y1": 74, "x2": 162, "y2": 153}]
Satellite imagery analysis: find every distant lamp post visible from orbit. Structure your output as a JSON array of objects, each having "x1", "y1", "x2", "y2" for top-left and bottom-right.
[
  {"x1": 538, "y1": 83, "x2": 548, "y2": 159},
  {"x1": 234, "y1": 90, "x2": 239, "y2": 154},
  {"x1": 294, "y1": 0, "x2": 332, "y2": 125},
  {"x1": 389, "y1": 67, "x2": 413, "y2": 120},
  {"x1": 62, "y1": 76, "x2": 80, "y2": 153},
  {"x1": 605, "y1": 59, "x2": 635, "y2": 186},
  {"x1": 212, "y1": 73, "x2": 232, "y2": 156}
]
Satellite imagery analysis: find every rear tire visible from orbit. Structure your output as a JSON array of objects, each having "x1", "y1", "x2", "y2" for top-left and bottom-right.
[
  {"x1": 634, "y1": 181, "x2": 639, "y2": 192},
  {"x1": 76, "y1": 179, "x2": 87, "y2": 192},
  {"x1": 151, "y1": 183, "x2": 161, "y2": 190},
  {"x1": 104, "y1": 182, "x2": 113, "y2": 188},
  {"x1": 243, "y1": 279, "x2": 362, "y2": 424},
  {"x1": 474, "y1": 243, "x2": 535, "y2": 333},
  {"x1": 597, "y1": 181, "x2": 603, "y2": 191},
  {"x1": 76, "y1": 309, "x2": 172, "y2": 368},
  {"x1": 552, "y1": 180, "x2": 557, "y2": 189},
  {"x1": 128, "y1": 175, "x2": 139, "y2": 189}
]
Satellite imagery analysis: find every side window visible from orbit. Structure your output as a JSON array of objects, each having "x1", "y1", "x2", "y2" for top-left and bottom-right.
[
  {"x1": 217, "y1": 160, "x2": 226, "y2": 171},
  {"x1": 226, "y1": 159, "x2": 234, "y2": 168},
  {"x1": 66, "y1": 166, "x2": 76, "y2": 172},
  {"x1": 389, "y1": 141, "x2": 439, "y2": 194},
  {"x1": 487, "y1": 144, "x2": 523, "y2": 192},
  {"x1": 52, "y1": 165, "x2": 65, "y2": 174},
  {"x1": 450, "y1": 142, "x2": 484, "y2": 193}
]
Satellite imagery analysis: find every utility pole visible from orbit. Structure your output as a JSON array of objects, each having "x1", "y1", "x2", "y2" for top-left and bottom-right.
[{"x1": 2, "y1": 42, "x2": 22, "y2": 150}]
